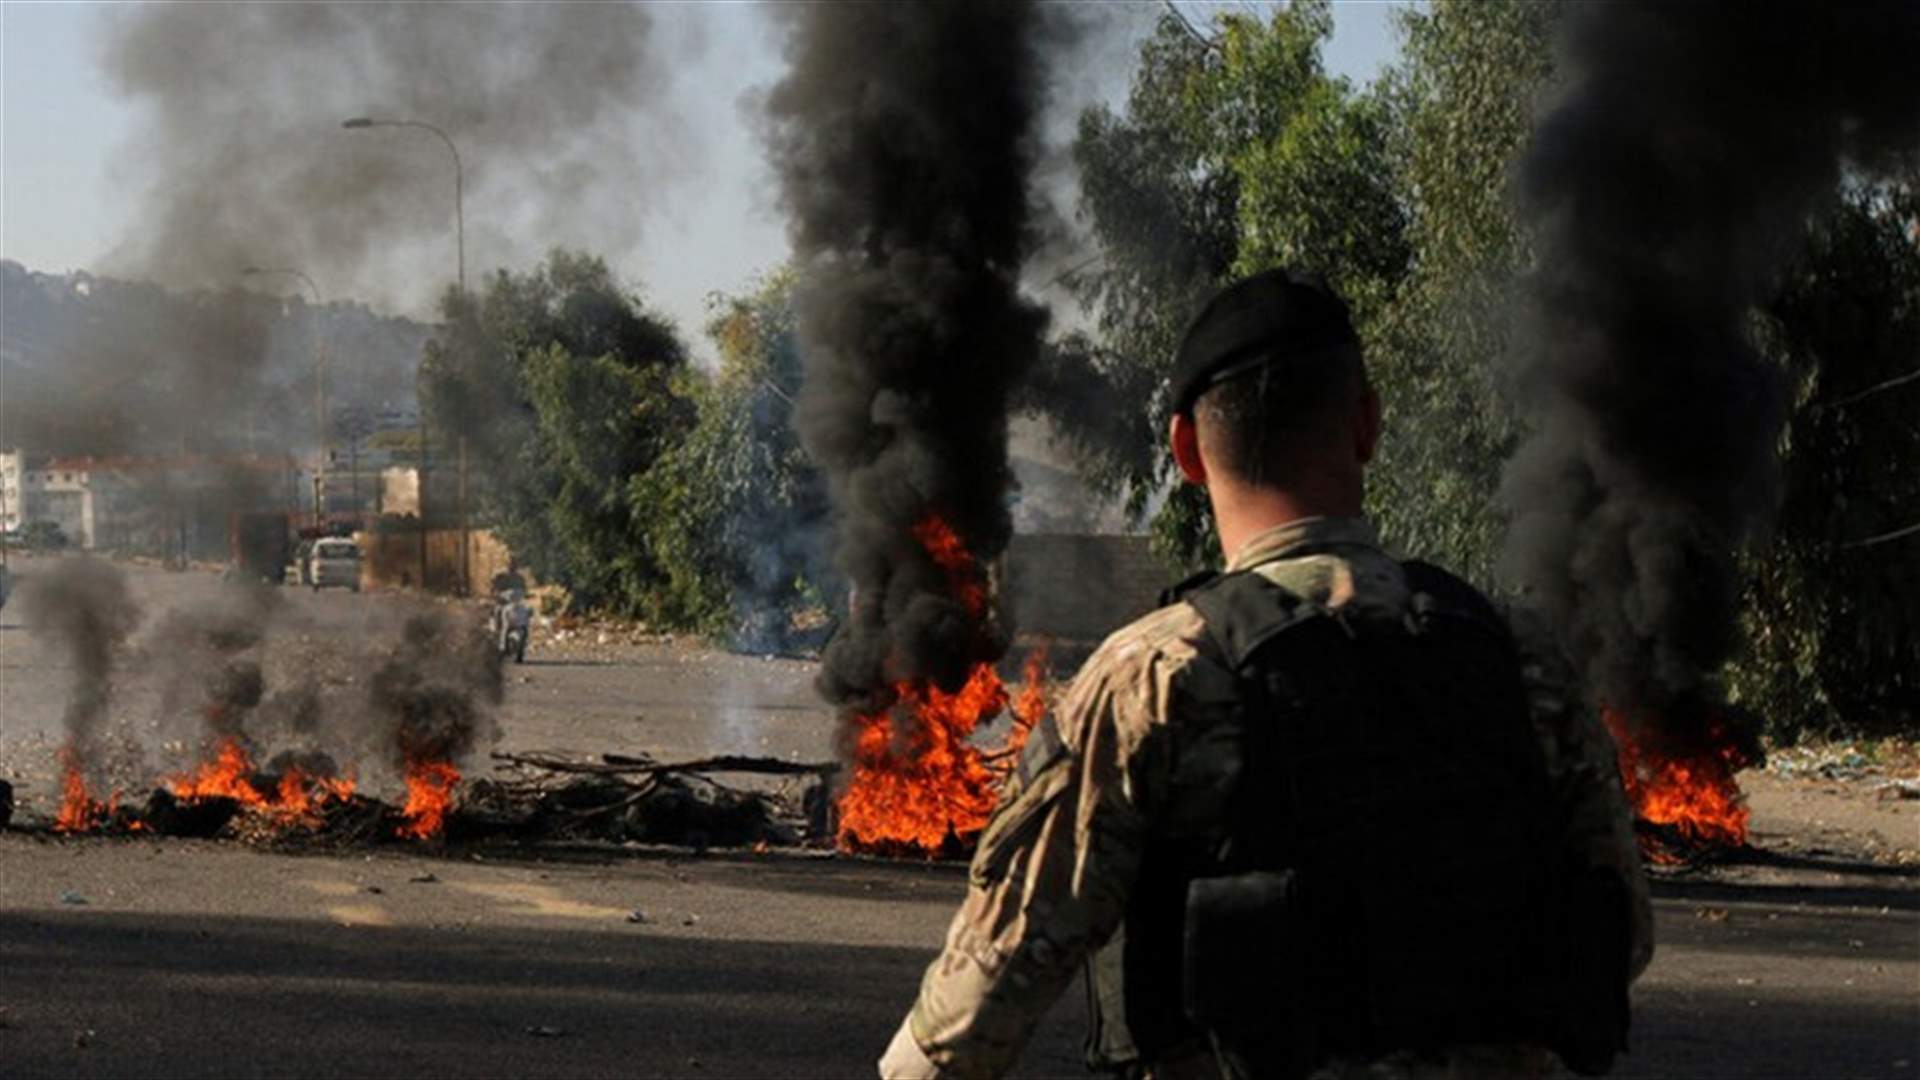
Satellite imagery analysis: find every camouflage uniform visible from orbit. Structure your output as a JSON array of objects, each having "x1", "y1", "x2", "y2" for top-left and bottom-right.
[{"x1": 880, "y1": 516, "x2": 1652, "y2": 1080}]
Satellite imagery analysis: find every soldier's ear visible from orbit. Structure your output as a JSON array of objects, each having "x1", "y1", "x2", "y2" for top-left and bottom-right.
[{"x1": 1170, "y1": 412, "x2": 1208, "y2": 486}]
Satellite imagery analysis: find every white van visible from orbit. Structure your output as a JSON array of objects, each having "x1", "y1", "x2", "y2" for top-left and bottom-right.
[{"x1": 308, "y1": 538, "x2": 362, "y2": 592}]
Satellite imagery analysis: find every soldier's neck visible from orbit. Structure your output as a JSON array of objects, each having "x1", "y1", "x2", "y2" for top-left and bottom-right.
[{"x1": 1210, "y1": 479, "x2": 1363, "y2": 566}]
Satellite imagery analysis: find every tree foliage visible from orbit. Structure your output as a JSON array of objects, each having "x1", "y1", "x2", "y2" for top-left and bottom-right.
[
  {"x1": 1734, "y1": 176, "x2": 1920, "y2": 738},
  {"x1": 1049, "y1": 0, "x2": 1914, "y2": 735},
  {"x1": 1360, "y1": 0, "x2": 1557, "y2": 584},
  {"x1": 1046, "y1": 0, "x2": 1534, "y2": 573},
  {"x1": 1051, "y1": 1, "x2": 1385, "y2": 568},
  {"x1": 635, "y1": 271, "x2": 835, "y2": 646},
  {"x1": 417, "y1": 249, "x2": 690, "y2": 613}
]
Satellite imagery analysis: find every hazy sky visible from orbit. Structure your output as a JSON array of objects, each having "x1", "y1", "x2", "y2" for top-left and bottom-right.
[{"x1": 2, "y1": 2, "x2": 1405, "y2": 351}]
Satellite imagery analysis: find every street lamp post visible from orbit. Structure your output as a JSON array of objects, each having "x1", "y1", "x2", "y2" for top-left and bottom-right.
[
  {"x1": 242, "y1": 266, "x2": 327, "y2": 526},
  {"x1": 342, "y1": 115, "x2": 467, "y2": 590}
]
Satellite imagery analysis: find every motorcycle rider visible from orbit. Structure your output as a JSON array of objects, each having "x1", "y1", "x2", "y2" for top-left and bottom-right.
[{"x1": 488, "y1": 560, "x2": 531, "y2": 661}]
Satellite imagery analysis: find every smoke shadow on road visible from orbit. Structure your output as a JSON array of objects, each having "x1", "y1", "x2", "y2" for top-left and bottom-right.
[
  {"x1": 414, "y1": 842, "x2": 970, "y2": 904},
  {"x1": 0, "y1": 909, "x2": 1087, "y2": 1078}
]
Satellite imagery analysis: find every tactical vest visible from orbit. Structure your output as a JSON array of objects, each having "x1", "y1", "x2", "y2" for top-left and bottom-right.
[{"x1": 1085, "y1": 561, "x2": 1629, "y2": 1079}]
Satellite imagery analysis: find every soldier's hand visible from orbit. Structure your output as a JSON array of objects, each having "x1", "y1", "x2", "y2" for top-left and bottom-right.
[{"x1": 879, "y1": 1018, "x2": 942, "y2": 1079}]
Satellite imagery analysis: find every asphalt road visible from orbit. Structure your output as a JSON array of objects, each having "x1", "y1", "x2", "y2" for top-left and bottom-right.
[{"x1": 2, "y1": 557, "x2": 1916, "y2": 1078}]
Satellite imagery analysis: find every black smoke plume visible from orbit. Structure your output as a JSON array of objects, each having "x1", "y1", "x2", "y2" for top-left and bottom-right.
[
  {"x1": 1501, "y1": 2, "x2": 1920, "y2": 722},
  {"x1": 18, "y1": 559, "x2": 141, "y2": 768},
  {"x1": 369, "y1": 612, "x2": 503, "y2": 772},
  {"x1": 143, "y1": 585, "x2": 276, "y2": 753},
  {"x1": 764, "y1": 1, "x2": 1062, "y2": 706},
  {"x1": 100, "y1": 2, "x2": 678, "y2": 311}
]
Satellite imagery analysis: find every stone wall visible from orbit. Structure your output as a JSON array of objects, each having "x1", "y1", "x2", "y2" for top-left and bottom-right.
[
  {"x1": 1001, "y1": 534, "x2": 1169, "y2": 645},
  {"x1": 352, "y1": 526, "x2": 514, "y2": 596}
]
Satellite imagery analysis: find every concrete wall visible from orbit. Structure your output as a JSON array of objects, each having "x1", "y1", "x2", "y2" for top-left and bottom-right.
[{"x1": 1002, "y1": 533, "x2": 1170, "y2": 645}]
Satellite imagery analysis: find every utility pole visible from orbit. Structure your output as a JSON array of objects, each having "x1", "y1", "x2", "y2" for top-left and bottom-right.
[
  {"x1": 418, "y1": 426, "x2": 431, "y2": 590},
  {"x1": 458, "y1": 436, "x2": 470, "y2": 597}
]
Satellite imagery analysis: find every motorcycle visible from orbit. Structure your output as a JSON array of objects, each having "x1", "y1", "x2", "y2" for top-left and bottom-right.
[{"x1": 491, "y1": 591, "x2": 532, "y2": 664}]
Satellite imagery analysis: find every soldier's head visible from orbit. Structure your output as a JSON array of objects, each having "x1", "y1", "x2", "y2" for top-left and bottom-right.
[{"x1": 1166, "y1": 270, "x2": 1380, "y2": 512}]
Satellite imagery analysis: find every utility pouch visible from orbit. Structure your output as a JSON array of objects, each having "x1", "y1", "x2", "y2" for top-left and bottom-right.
[
  {"x1": 1183, "y1": 870, "x2": 1314, "y2": 1080},
  {"x1": 1551, "y1": 866, "x2": 1632, "y2": 1076}
]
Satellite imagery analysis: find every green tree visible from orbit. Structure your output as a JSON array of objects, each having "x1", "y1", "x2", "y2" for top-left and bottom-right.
[
  {"x1": 418, "y1": 249, "x2": 690, "y2": 612},
  {"x1": 635, "y1": 271, "x2": 835, "y2": 645},
  {"x1": 522, "y1": 341, "x2": 690, "y2": 614},
  {"x1": 1360, "y1": 0, "x2": 1559, "y2": 584},
  {"x1": 1047, "y1": 2, "x2": 1372, "y2": 568},
  {"x1": 1051, "y1": 0, "x2": 1915, "y2": 739},
  {"x1": 1734, "y1": 176, "x2": 1920, "y2": 738},
  {"x1": 1040, "y1": 1, "x2": 1560, "y2": 577}
]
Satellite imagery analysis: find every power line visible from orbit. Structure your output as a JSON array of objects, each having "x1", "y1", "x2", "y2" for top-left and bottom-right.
[
  {"x1": 1820, "y1": 367, "x2": 1920, "y2": 410},
  {"x1": 1840, "y1": 520, "x2": 1920, "y2": 549}
]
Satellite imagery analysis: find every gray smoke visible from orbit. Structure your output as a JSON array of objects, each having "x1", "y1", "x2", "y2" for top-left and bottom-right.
[
  {"x1": 1500, "y1": 2, "x2": 1920, "y2": 724},
  {"x1": 140, "y1": 582, "x2": 278, "y2": 756},
  {"x1": 133, "y1": 588, "x2": 498, "y2": 792},
  {"x1": 764, "y1": 1, "x2": 1065, "y2": 708},
  {"x1": 0, "y1": 275, "x2": 278, "y2": 460},
  {"x1": 100, "y1": 2, "x2": 679, "y2": 310},
  {"x1": 0, "y1": 264, "x2": 429, "y2": 540},
  {"x1": 18, "y1": 559, "x2": 142, "y2": 766}
]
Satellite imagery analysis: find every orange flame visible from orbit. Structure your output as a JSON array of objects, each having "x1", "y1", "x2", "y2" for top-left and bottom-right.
[
  {"x1": 397, "y1": 759, "x2": 460, "y2": 839},
  {"x1": 165, "y1": 737, "x2": 356, "y2": 825},
  {"x1": 1603, "y1": 707, "x2": 1751, "y2": 863},
  {"x1": 53, "y1": 735, "x2": 359, "y2": 836},
  {"x1": 272, "y1": 768, "x2": 357, "y2": 819},
  {"x1": 276, "y1": 770, "x2": 312, "y2": 814},
  {"x1": 835, "y1": 516, "x2": 1050, "y2": 855},
  {"x1": 53, "y1": 747, "x2": 115, "y2": 833},
  {"x1": 171, "y1": 738, "x2": 267, "y2": 805},
  {"x1": 913, "y1": 516, "x2": 989, "y2": 618},
  {"x1": 1012, "y1": 646, "x2": 1050, "y2": 733}
]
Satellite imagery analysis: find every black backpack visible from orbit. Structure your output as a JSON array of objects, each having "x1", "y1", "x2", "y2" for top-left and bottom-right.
[{"x1": 1109, "y1": 562, "x2": 1629, "y2": 1078}]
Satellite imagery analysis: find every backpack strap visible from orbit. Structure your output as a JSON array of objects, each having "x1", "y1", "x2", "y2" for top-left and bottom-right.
[
  {"x1": 1159, "y1": 568, "x2": 1222, "y2": 609},
  {"x1": 1180, "y1": 569, "x2": 1327, "y2": 671},
  {"x1": 1398, "y1": 559, "x2": 1512, "y2": 643},
  {"x1": 1174, "y1": 569, "x2": 1339, "y2": 1079}
]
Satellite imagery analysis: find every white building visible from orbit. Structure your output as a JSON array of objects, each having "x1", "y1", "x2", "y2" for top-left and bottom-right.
[
  {"x1": 0, "y1": 445, "x2": 26, "y2": 530},
  {"x1": 0, "y1": 450, "x2": 92, "y2": 543},
  {"x1": 0, "y1": 449, "x2": 23, "y2": 533},
  {"x1": 0, "y1": 451, "x2": 301, "y2": 554}
]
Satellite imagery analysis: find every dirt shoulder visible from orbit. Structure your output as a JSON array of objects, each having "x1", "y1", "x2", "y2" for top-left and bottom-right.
[{"x1": 1741, "y1": 744, "x2": 1920, "y2": 868}]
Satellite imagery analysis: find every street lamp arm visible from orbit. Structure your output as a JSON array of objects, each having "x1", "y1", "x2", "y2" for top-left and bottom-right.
[
  {"x1": 241, "y1": 266, "x2": 322, "y2": 307},
  {"x1": 342, "y1": 116, "x2": 465, "y2": 293}
]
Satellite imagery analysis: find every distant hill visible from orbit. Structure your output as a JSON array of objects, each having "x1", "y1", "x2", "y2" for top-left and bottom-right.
[{"x1": 0, "y1": 259, "x2": 430, "y2": 459}]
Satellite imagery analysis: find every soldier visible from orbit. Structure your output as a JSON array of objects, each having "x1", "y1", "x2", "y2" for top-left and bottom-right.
[{"x1": 879, "y1": 270, "x2": 1652, "y2": 1080}]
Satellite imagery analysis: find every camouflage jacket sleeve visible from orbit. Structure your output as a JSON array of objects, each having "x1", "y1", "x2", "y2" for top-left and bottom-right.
[
  {"x1": 885, "y1": 623, "x2": 1195, "y2": 1079},
  {"x1": 1510, "y1": 610, "x2": 1656, "y2": 981}
]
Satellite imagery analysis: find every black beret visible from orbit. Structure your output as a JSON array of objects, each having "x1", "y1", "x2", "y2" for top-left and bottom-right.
[{"x1": 1169, "y1": 269, "x2": 1359, "y2": 416}]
